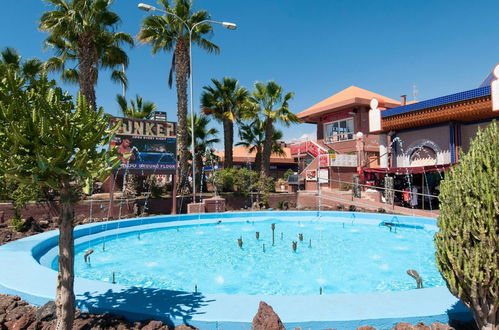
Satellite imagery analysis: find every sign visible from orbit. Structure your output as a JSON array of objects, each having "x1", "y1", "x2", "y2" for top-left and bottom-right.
[
  {"x1": 306, "y1": 169, "x2": 317, "y2": 181},
  {"x1": 319, "y1": 154, "x2": 329, "y2": 167},
  {"x1": 110, "y1": 117, "x2": 177, "y2": 174},
  {"x1": 330, "y1": 154, "x2": 357, "y2": 167},
  {"x1": 318, "y1": 168, "x2": 328, "y2": 184}
]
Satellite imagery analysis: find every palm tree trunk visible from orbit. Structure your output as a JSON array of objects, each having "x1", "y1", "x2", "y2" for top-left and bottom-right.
[
  {"x1": 55, "y1": 187, "x2": 75, "y2": 330},
  {"x1": 261, "y1": 118, "x2": 274, "y2": 176},
  {"x1": 78, "y1": 33, "x2": 97, "y2": 111},
  {"x1": 196, "y1": 151, "x2": 203, "y2": 193},
  {"x1": 174, "y1": 38, "x2": 190, "y2": 193},
  {"x1": 223, "y1": 118, "x2": 233, "y2": 168},
  {"x1": 254, "y1": 146, "x2": 262, "y2": 174}
]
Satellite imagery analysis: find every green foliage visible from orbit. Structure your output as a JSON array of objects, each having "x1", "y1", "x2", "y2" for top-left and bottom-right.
[
  {"x1": 210, "y1": 168, "x2": 238, "y2": 193},
  {"x1": 10, "y1": 214, "x2": 26, "y2": 232},
  {"x1": 283, "y1": 169, "x2": 294, "y2": 181},
  {"x1": 209, "y1": 168, "x2": 260, "y2": 196},
  {"x1": 39, "y1": 0, "x2": 134, "y2": 91},
  {"x1": 116, "y1": 94, "x2": 156, "y2": 119},
  {"x1": 234, "y1": 168, "x2": 259, "y2": 196},
  {"x1": 0, "y1": 63, "x2": 119, "y2": 198},
  {"x1": 435, "y1": 121, "x2": 498, "y2": 329}
]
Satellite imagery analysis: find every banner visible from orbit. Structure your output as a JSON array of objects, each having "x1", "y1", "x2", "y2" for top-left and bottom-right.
[
  {"x1": 110, "y1": 117, "x2": 177, "y2": 174},
  {"x1": 306, "y1": 169, "x2": 317, "y2": 181}
]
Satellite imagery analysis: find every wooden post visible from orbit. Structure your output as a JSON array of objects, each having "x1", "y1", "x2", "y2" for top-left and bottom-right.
[
  {"x1": 171, "y1": 174, "x2": 177, "y2": 215},
  {"x1": 108, "y1": 173, "x2": 115, "y2": 219}
]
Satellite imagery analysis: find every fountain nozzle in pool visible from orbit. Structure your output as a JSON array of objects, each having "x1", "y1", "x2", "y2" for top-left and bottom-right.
[
  {"x1": 271, "y1": 223, "x2": 275, "y2": 245},
  {"x1": 256, "y1": 232, "x2": 260, "y2": 240},
  {"x1": 102, "y1": 242, "x2": 106, "y2": 251},
  {"x1": 299, "y1": 233, "x2": 303, "y2": 241},
  {"x1": 84, "y1": 249, "x2": 94, "y2": 264},
  {"x1": 292, "y1": 241, "x2": 297, "y2": 252},
  {"x1": 195, "y1": 284, "x2": 198, "y2": 293},
  {"x1": 320, "y1": 287, "x2": 323, "y2": 295},
  {"x1": 112, "y1": 272, "x2": 116, "y2": 284},
  {"x1": 309, "y1": 239, "x2": 312, "y2": 248},
  {"x1": 407, "y1": 269, "x2": 423, "y2": 289},
  {"x1": 263, "y1": 244, "x2": 265, "y2": 252},
  {"x1": 237, "y1": 237, "x2": 243, "y2": 249},
  {"x1": 281, "y1": 232, "x2": 283, "y2": 240}
]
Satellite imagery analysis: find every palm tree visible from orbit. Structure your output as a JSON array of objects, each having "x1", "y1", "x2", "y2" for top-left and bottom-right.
[
  {"x1": 250, "y1": 81, "x2": 299, "y2": 176},
  {"x1": 116, "y1": 94, "x2": 157, "y2": 119},
  {"x1": 40, "y1": 0, "x2": 134, "y2": 111},
  {"x1": 187, "y1": 114, "x2": 220, "y2": 193},
  {"x1": 0, "y1": 47, "x2": 45, "y2": 83},
  {"x1": 236, "y1": 118, "x2": 286, "y2": 174},
  {"x1": 201, "y1": 77, "x2": 248, "y2": 169},
  {"x1": 138, "y1": 0, "x2": 219, "y2": 192}
]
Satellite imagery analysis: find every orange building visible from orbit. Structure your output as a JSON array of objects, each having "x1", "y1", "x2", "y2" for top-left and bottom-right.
[
  {"x1": 292, "y1": 86, "x2": 401, "y2": 189},
  {"x1": 215, "y1": 145, "x2": 297, "y2": 178}
]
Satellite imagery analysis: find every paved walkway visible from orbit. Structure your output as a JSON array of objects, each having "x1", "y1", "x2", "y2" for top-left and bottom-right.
[{"x1": 298, "y1": 188, "x2": 439, "y2": 219}]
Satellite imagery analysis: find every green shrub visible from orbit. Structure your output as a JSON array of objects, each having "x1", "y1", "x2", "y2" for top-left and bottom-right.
[
  {"x1": 283, "y1": 169, "x2": 294, "y2": 181},
  {"x1": 10, "y1": 215, "x2": 26, "y2": 232},
  {"x1": 435, "y1": 121, "x2": 498, "y2": 330}
]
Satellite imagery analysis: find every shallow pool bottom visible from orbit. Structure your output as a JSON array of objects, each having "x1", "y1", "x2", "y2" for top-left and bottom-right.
[{"x1": 0, "y1": 211, "x2": 472, "y2": 329}]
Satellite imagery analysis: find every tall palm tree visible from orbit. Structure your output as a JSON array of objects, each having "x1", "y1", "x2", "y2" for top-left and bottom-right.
[
  {"x1": 201, "y1": 77, "x2": 248, "y2": 169},
  {"x1": 138, "y1": 0, "x2": 219, "y2": 192},
  {"x1": 40, "y1": 0, "x2": 134, "y2": 111},
  {"x1": 187, "y1": 114, "x2": 220, "y2": 193},
  {"x1": 0, "y1": 47, "x2": 45, "y2": 83},
  {"x1": 237, "y1": 118, "x2": 286, "y2": 174},
  {"x1": 116, "y1": 94, "x2": 157, "y2": 119},
  {"x1": 250, "y1": 81, "x2": 299, "y2": 176}
]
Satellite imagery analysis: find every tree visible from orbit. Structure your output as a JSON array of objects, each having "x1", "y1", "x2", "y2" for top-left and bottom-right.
[
  {"x1": 187, "y1": 114, "x2": 219, "y2": 193},
  {"x1": 0, "y1": 65, "x2": 118, "y2": 330},
  {"x1": 138, "y1": 0, "x2": 220, "y2": 192},
  {"x1": 116, "y1": 94, "x2": 157, "y2": 119},
  {"x1": 236, "y1": 117, "x2": 287, "y2": 174},
  {"x1": 249, "y1": 81, "x2": 299, "y2": 176},
  {"x1": 201, "y1": 77, "x2": 248, "y2": 168},
  {"x1": 40, "y1": 0, "x2": 134, "y2": 111},
  {"x1": 435, "y1": 121, "x2": 498, "y2": 330},
  {"x1": 0, "y1": 47, "x2": 45, "y2": 84}
]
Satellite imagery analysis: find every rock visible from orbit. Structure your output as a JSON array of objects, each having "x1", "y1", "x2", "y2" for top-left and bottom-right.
[
  {"x1": 35, "y1": 301, "x2": 56, "y2": 322},
  {"x1": 175, "y1": 325, "x2": 198, "y2": 330},
  {"x1": 358, "y1": 327, "x2": 377, "y2": 330},
  {"x1": 4, "y1": 314, "x2": 34, "y2": 330},
  {"x1": 393, "y1": 322, "x2": 430, "y2": 330},
  {"x1": 252, "y1": 301, "x2": 285, "y2": 330},
  {"x1": 142, "y1": 320, "x2": 167, "y2": 330},
  {"x1": 429, "y1": 322, "x2": 454, "y2": 330}
]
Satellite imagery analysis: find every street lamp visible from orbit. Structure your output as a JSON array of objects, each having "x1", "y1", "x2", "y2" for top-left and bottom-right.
[{"x1": 138, "y1": 3, "x2": 237, "y2": 203}]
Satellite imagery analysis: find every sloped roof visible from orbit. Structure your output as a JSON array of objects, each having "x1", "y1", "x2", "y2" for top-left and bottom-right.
[
  {"x1": 215, "y1": 146, "x2": 295, "y2": 164},
  {"x1": 297, "y1": 86, "x2": 401, "y2": 122}
]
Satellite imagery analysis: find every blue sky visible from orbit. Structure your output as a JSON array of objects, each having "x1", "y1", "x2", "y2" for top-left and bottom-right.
[{"x1": 2, "y1": 0, "x2": 499, "y2": 149}]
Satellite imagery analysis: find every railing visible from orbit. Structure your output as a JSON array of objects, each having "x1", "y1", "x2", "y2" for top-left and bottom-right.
[
  {"x1": 315, "y1": 177, "x2": 440, "y2": 211},
  {"x1": 289, "y1": 140, "x2": 328, "y2": 157}
]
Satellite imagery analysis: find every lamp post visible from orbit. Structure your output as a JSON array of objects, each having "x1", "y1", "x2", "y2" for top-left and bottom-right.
[{"x1": 138, "y1": 3, "x2": 236, "y2": 203}]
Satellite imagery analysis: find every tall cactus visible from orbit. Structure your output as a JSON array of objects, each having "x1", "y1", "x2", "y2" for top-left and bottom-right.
[{"x1": 435, "y1": 121, "x2": 498, "y2": 330}]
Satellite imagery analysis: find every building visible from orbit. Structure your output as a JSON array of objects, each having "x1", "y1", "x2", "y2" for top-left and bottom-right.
[
  {"x1": 292, "y1": 86, "x2": 401, "y2": 189},
  {"x1": 364, "y1": 67, "x2": 499, "y2": 208},
  {"x1": 215, "y1": 145, "x2": 297, "y2": 178}
]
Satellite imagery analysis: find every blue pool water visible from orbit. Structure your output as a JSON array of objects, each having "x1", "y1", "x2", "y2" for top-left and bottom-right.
[{"x1": 60, "y1": 216, "x2": 445, "y2": 295}]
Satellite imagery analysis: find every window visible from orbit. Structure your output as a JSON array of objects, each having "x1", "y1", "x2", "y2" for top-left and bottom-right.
[{"x1": 324, "y1": 118, "x2": 354, "y2": 143}]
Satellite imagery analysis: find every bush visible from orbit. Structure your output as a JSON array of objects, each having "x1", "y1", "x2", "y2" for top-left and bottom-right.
[
  {"x1": 210, "y1": 168, "x2": 238, "y2": 193},
  {"x1": 234, "y1": 168, "x2": 259, "y2": 195},
  {"x1": 435, "y1": 121, "x2": 498, "y2": 330},
  {"x1": 10, "y1": 215, "x2": 26, "y2": 232},
  {"x1": 283, "y1": 169, "x2": 294, "y2": 181}
]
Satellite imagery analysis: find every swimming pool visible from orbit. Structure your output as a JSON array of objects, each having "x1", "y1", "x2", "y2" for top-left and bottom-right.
[
  {"x1": 67, "y1": 216, "x2": 444, "y2": 295},
  {"x1": 0, "y1": 211, "x2": 471, "y2": 329}
]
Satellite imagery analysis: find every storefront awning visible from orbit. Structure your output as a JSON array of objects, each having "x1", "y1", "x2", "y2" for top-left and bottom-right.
[{"x1": 362, "y1": 163, "x2": 453, "y2": 175}]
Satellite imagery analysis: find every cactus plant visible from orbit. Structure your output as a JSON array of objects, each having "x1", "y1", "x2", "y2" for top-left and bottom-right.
[{"x1": 435, "y1": 121, "x2": 498, "y2": 330}]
